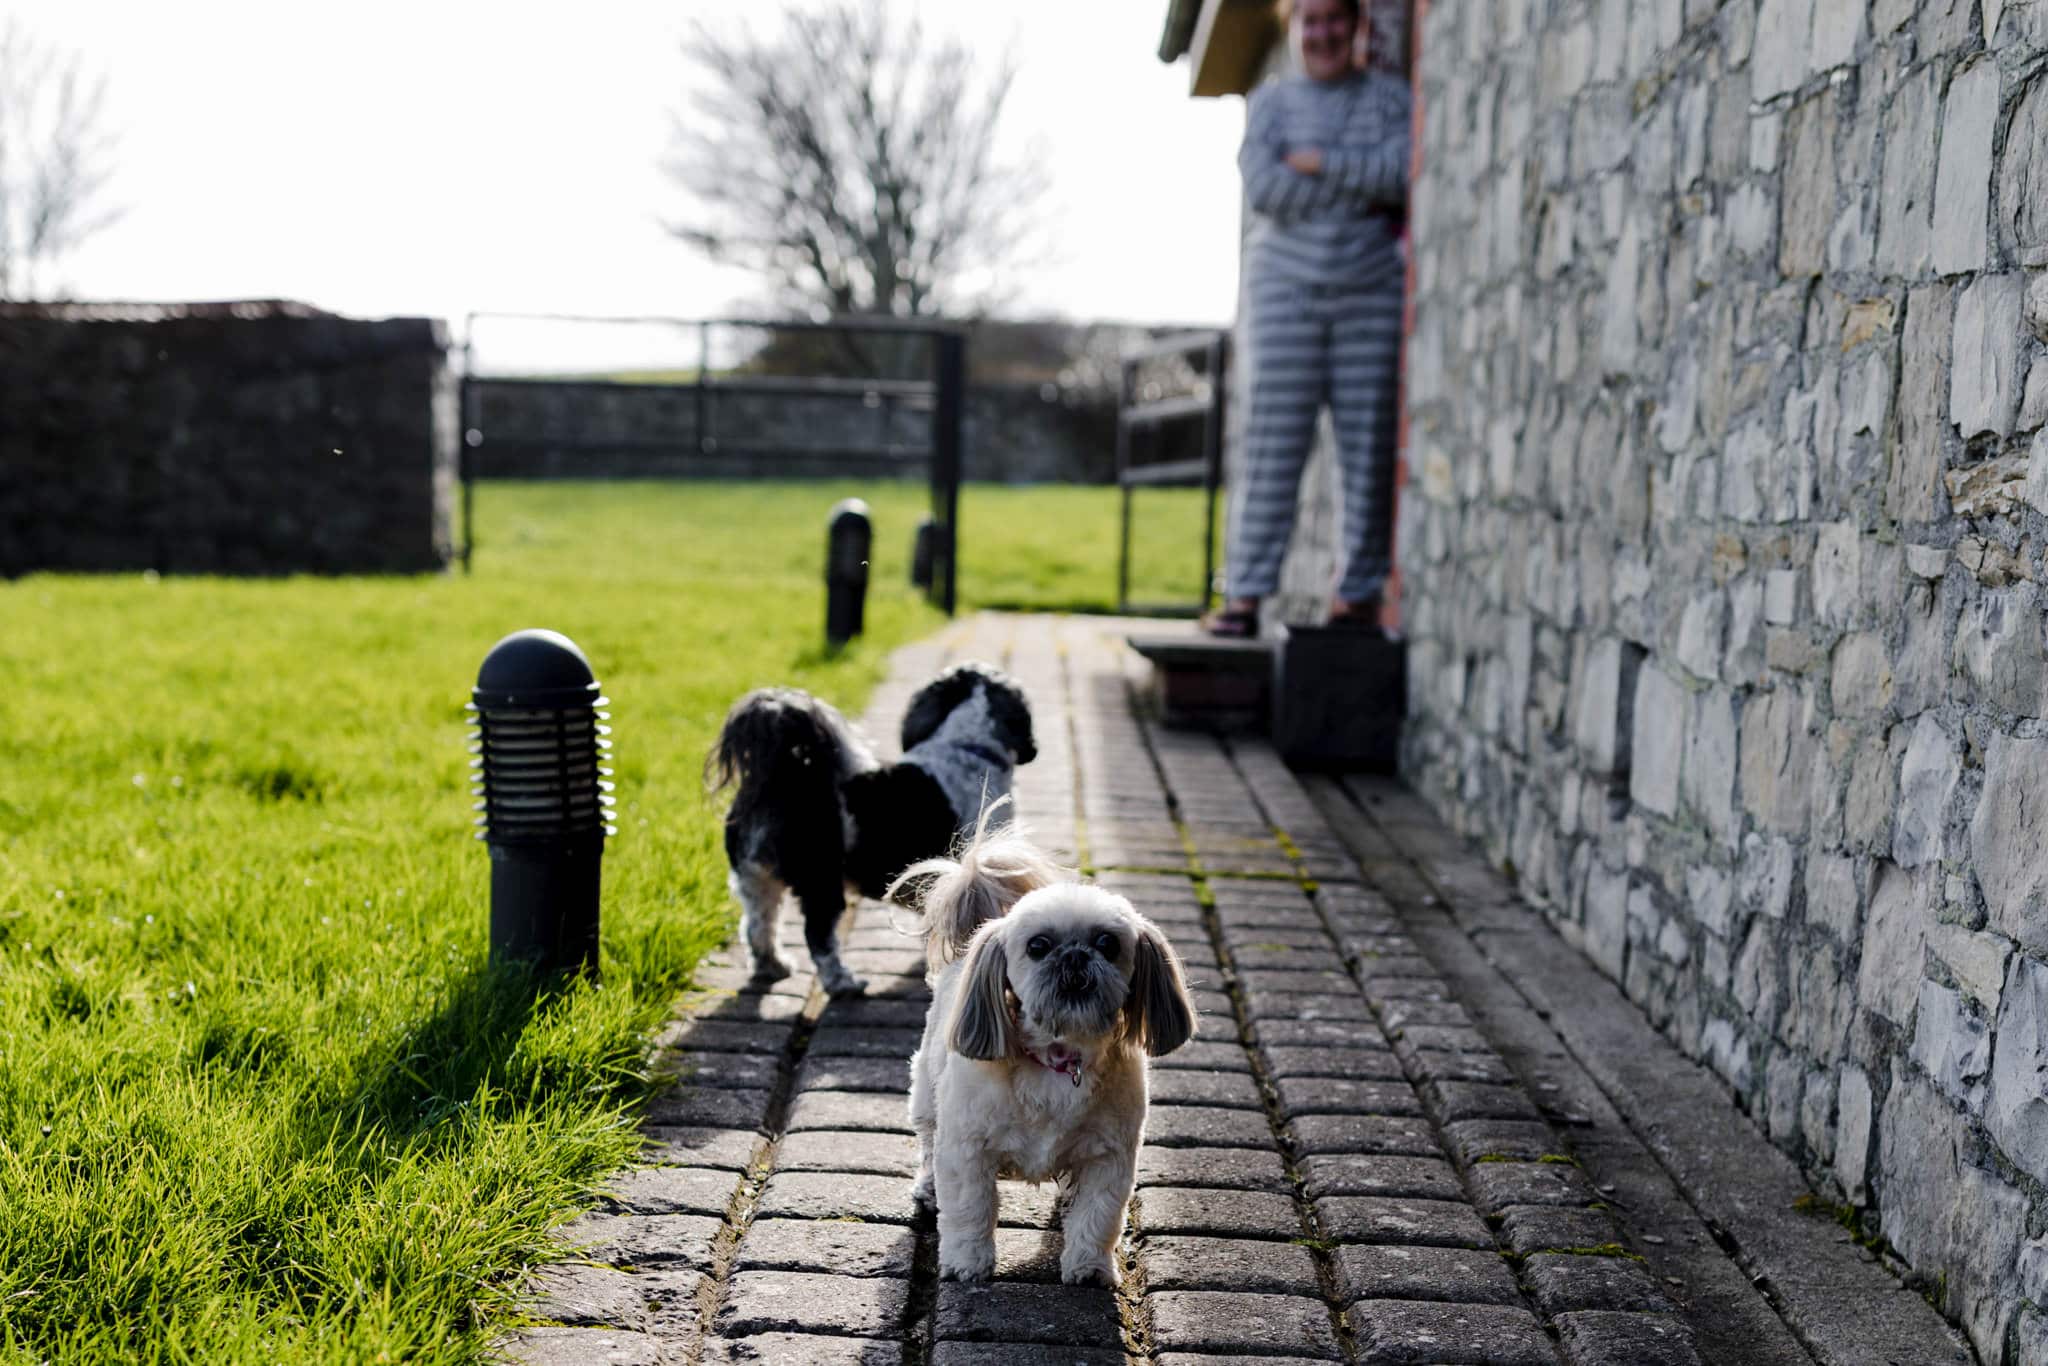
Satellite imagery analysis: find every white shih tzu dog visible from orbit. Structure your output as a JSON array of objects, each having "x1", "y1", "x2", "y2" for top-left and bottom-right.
[{"x1": 892, "y1": 813, "x2": 1197, "y2": 1286}]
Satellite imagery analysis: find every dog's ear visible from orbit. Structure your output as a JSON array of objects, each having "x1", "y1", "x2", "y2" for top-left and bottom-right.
[
  {"x1": 1126, "y1": 920, "x2": 1197, "y2": 1056},
  {"x1": 901, "y1": 667, "x2": 978, "y2": 752},
  {"x1": 948, "y1": 925, "x2": 1014, "y2": 1060}
]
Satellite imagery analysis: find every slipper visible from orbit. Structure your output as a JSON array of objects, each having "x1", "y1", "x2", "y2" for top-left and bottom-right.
[{"x1": 1200, "y1": 608, "x2": 1259, "y2": 640}]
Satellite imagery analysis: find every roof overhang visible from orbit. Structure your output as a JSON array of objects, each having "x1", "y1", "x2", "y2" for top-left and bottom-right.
[{"x1": 1183, "y1": 0, "x2": 1282, "y2": 97}]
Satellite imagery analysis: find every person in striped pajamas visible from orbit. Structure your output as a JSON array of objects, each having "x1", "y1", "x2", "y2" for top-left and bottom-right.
[{"x1": 1204, "y1": 0, "x2": 1411, "y2": 639}]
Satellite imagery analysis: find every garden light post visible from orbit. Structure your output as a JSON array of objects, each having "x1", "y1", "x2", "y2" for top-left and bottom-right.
[
  {"x1": 827, "y1": 498, "x2": 872, "y2": 647},
  {"x1": 468, "y1": 629, "x2": 615, "y2": 974},
  {"x1": 911, "y1": 517, "x2": 937, "y2": 591}
]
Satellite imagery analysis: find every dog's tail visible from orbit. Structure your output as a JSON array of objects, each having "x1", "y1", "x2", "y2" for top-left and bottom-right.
[
  {"x1": 888, "y1": 796, "x2": 1073, "y2": 971},
  {"x1": 704, "y1": 688, "x2": 855, "y2": 839}
]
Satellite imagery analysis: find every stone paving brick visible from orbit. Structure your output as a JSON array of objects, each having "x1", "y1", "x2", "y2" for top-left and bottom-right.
[
  {"x1": 1255, "y1": 1018, "x2": 1385, "y2": 1049},
  {"x1": 1466, "y1": 1159, "x2": 1597, "y2": 1213},
  {"x1": 1336, "y1": 1244, "x2": 1523, "y2": 1307},
  {"x1": 1553, "y1": 1310, "x2": 1705, "y2": 1365},
  {"x1": 815, "y1": 997, "x2": 930, "y2": 1030},
  {"x1": 1242, "y1": 989, "x2": 1375, "y2": 1024},
  {"x1": 1353, "y1": 954, "x2": 1438, "y2": 981},
  {"x1": 736, "y1": 1219, "x2": 917, "y2": 1279},
  {"x1": 1259, "y1": 1046, "x2": 1403, "y2": 1081},
  {"x1": 1522, "y1": 1252, "x2": 1671, "y2": 1314},
  {"x1": 1148, "y1": 1290, "x2": 1341, "y2": 1361},
  {"x1": 1403, "y1": 1049, "x2": 1518, "y2": 1086},
  {"x1": 1424, "y1": 1081, "x2": 1544, "y2": 1125},
  {"x1": 1364, "y1": 977, "x2": 1457, "y2": 1001},
  {"x1": 1137, "y1": 1186, "x2": 1303, "y2": 1238},
  {"x1": 642, "y1": 1087, "x2": 773, "y2": 1132},
  {"x1": 600, "y1": 1167, "x2": 739, "y2": 1218},
  {"x1": 1316, "y1": 1196, "x2": 1493, "y2": 1248},
  {"x1": 1443, "y1": 1120, "x2": 1568, "y2": 1165},
  {"x1": 637, "y1": 1127, "x2": 761, "y2": 1171},
  {"x1": 704, "y1": 1333, "x2": 903, "y2": 1365},
  {"x1": 1236, "y1": 968, "x2": 1361, "y2": 995},
  {"x1": 991, "y1": 1227, "x2": 1068, "y2": 1281},
  {"x1": 1150, "y1": 1040, "x2": 1257, "y2": 1073},
  {"x1": 716, "y1": 1271, "x2": 910, "y2": 1338},
  {"x1": 528, "y1": 1264, "x2": 653, "y2": 1327},
  {"x1": 1149, "y1": 1067, "x2": 1265, "y2": 1109},
  {"x1": 1391, "y1": 1025, "x2": 1493, "y2": 1055},
  {"x1": 1299, "y1": 1153, "x2": 1463, "y2": 1201},
  {"x1": 688, "y1": 992, "x2": 809, "y2": 1026},
  {"x1": 673, "y1": 1053, "x2": 783, "y2": 1091},
  {"x1": 1137, "y1": 1144, "x2": 1294, "y2": 1194},
  {"x1": 1273, "y1": 1077, "x2": 1425, "y2": 1119},
  {"x1": 754, "y1": 1171, "x2": 917, "y2": 1224},
  {"x1": 1143, "y1": 1103, "x2": 1276, "y2": 1148},
  {"x1": 932, "y1": 1281, "x2": 1123, "y2": 1346},
  {"x1": 929, "y1": 1345, "x2": 1124, "y2": 1366},
  {"x1": 1351, "y1": 1299, "x2": 1559, "y2": 1364},
  {"x1": 795, "y1": 1056, "x2": 911, "y2": 1094},
  {"x1": 1288, "y1": 1113, "x2": 1440, "y2": 1157},
  {"x1": 1144, "y1": 1236, "x2": 1323, "y2": 1293},
  {"x1": 1498, "y1": 1206, "x2": 1624, "y2": 1256},
  {"x1": 499, "y1": 1326, "x2": 672, "y2": 1365},
  {"x1": 692, "y1": 957, "x2": 814, "y2": 997},
  {"x1": 785, "y1": 1090, "x2": 913, "y2": 1134},
  {"x1": 1228, "y1": 943, "x2": 1348, "y2": 972},
  {"x1": 554, "y1": 1212, "x2": 721, "y2": 1268},
  {"x1": 806, "y1": 1026, "x2": 925, "y2": 1059},
  {"x1": 1184, "y1": 991, "x2": 1237, "y2": 1020},
  {"x1": 1154, "y1": 1356, "x2": 1332, "y2": 1366},
  {"x1": 1220, "y1": 925, "x2": 1342, "y2": 951},
  {"x1": 775, "y1": 1129, "x2": 920, "y2": 1178},
  {"x1": 1379, "y1": 1000, "x2": 1474, "y2": 1030}
]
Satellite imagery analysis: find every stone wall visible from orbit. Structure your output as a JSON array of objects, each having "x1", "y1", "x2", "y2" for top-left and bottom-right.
[
  {"x1": 1398, "y1": 1, "x2": 2048, "y2": 1360},
  {"x1": 0, "y1": 303, "x2": 456, "y2": 575},
  {"x1": 467, "y1": 379, "x2": 1118, "y2": 485}
]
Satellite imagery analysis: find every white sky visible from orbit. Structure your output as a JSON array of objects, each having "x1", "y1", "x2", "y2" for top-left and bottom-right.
[{"x1": 9, "y1": 1, "x2": 1247, "y2": 369}]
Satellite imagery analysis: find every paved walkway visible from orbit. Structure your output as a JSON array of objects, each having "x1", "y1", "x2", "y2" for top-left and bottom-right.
[{"x1": 501, "y1": 613, "x2": 1951, "y2": 1366}]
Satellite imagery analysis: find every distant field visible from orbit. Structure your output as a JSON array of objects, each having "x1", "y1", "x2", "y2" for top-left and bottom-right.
[{"x1": 0, "y1": 479, "x2": 1212, "y2": 1362}]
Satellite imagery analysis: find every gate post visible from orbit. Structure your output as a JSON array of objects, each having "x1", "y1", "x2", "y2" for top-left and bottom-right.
[{"x1": 930, "y1": 329, "x2": 965, "y2": 616}]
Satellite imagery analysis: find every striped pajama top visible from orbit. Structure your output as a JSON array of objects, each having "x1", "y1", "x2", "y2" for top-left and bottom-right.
[{"x1": 1239, "y1": 70, "x2": 1412, "y2": 289}]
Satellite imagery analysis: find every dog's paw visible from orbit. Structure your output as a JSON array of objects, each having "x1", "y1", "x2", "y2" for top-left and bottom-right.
[
  {"x1": 911, "y1": 1173, "x2": 936, "y2": 1210},
  {"x1": 1059, "y1": 1255, "x2": 1119, "y2": 1288},
  {"x1": 749, "y1": 953, "x2": 796, "y2": 983},
  {"x1": 938, "y1": 1241, "x2": 996, "y2": 1282}
]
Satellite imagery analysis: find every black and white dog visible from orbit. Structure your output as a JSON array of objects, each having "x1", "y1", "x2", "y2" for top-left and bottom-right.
[{"x1": 705, "y1": 662, "x2": 1036, "y2": 996}]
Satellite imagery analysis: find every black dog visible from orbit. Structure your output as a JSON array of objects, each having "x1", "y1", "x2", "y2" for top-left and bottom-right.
[{"x1": 706, "y1": 662, "x2": 1036, "y2": 995}]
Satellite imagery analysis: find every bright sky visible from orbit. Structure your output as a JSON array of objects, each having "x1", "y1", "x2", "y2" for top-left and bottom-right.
[{"x1": 9, "y1": 1, "x2": 1246, "y2": 369}]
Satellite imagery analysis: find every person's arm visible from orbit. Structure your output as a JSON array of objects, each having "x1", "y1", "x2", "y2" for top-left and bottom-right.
[
  {"x1": 1321, "y1": 84, "x2": 1412, "y2": 205},
  {"x1": 1239, "y1": 84, "x2": 1354, "y2": 217}
]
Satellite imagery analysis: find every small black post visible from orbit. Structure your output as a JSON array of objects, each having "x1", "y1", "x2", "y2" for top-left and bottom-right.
[
  {"x1": 826, "y1": 498, "x2": 872, "y2": 646},
  {"x1": 911, "y1": 517, "x2": 937, "y2": 590},
  {"x1": 931, "y1": 329, "x2": 965, "y2": 616},
  {"x1": 468, "y1": 629, "x2": 615, "y2": 975}
]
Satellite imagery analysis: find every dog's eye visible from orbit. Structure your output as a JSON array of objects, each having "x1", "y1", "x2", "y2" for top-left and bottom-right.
[
  {"x1": 1093, "y1": 931, "x2": 1119, "y2": 958},
  {"x1": 1025, "y1": 935, "x2": 1052, "y2": 960}
]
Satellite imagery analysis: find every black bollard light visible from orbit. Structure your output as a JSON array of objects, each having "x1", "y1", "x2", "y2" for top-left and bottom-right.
[
  {"x1": 468, "y1": 628, "x2": 615, "y2": 975},
  {"x1": 826, "y1": 498, "x2": 873, "y2": 647},
  {"x1": 911, "y1": 517, "x2": 937, "y2": 591}
]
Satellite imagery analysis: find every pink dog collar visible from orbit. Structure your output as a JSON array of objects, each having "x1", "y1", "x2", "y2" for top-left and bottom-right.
[{"x1": 1023, "y1": 1043, "x2": 1085, "y2": 1087}]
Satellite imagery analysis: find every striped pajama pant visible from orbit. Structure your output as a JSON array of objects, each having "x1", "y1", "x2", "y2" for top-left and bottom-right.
[{"x1": 1227, "y1": 274, "x2": 1404, "y2": 604}]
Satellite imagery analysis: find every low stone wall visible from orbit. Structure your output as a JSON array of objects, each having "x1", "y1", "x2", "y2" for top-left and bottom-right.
[
  {"x1": 0, "y1": 303, "x2": 456, "y2": 575},
  {"x1": 467, "y1": 378, "x2": 1117, "y2": 484},
  {"x1": 1399, "y1": 1, "x2": 2048, "y2": 1360}
]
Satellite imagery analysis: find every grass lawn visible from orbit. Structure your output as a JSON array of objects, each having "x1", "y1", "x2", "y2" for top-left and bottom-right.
[{"x1": 0, "y1": 479, "x2": 1208, "y2": 1363}]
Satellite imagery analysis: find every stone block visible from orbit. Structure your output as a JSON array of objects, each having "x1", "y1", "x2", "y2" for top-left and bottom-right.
[
  {"x1": 1317, "y1": 1196, "x2": 1493, "y2": 1248},
  {"x1": 1338, "y1": 1243, "x2": 1523, "y2": 1307},
  {"x1": 1137, "y1": 1187, "x2": 1302, "y2": 1238},
  {"x1": 1933, "y1": 61, "x2": 1999, "y2": 275},
  {"x1": 710, "y1": 1335, "x2": 904, "y2": 1365},
  {"x1": 1780, "y1": 91, "x2": 1839, "y2": 277},
  {"x1": 754, "y1": 1172, "x2": 916, "y2": 1224},
  {"x1": 1289, "y1": 1113, "x2": 1441, "y2": 1157},
  {"x1": 1300, "y1": 1154, "x2": 1462, "y2": 1201},
  {"x1": 555, "y1": 1212, "x2": 720, "y2": 1269},
  {"x1": 717, "y1": 1272, "x2": 910, "y2": 1339},
  {"x1": 1927, "y1": 923, "x2": 2013, "y2": 1009},
  {"x1": 600, "y1": 1167, "x2": 738, "y2": 1218},
  {"x1": 1554, "y1": 1311, "x2": 1704, "y2": 1366},
  {"x1": 1273, "y1": 1077, "x2": 1424, "y2": 1119},
  {"x1": 1950, "y1": 274, "x2": 2025, "y2": 439},
  {"x1": 526, "y1": 1263, "x2": 656, "y2": 1328},
  {"x1": 1911, "y1": 979, "x2": 1992, "y2": 1109},
  {"x1": 737, "y1": 1219, "x2": 917, "y2": 1279},
  {"x1": 932, "y1": 1281, "x2": 1121, "y2": 1347},
  {"x1": 1986, "y1": 955, "x2": 2048, "y2": 1181},
  {"x1": 1829, "y1": 633, "x2": 1893, "y2": 716},
  {"x1": 1857, "y1": 862, "x2": 1932, "y2": 1025},
  {"x1": 1351, "y1": 1299, "x2": 1560, "y2": 1365},
  {"x1": 1889, "y1": 284, "x2": 1955, "y2": 524},
  {"x1": 2000, "y1": 72, "x2": 2048, "y2": 266},
  {"x1": 1144, "y1": 1105, "x2": 1276, "y2": 1149},
  {"x1": 1522, "y1": 1253, "x2": 1670, "y2": 1314},
  {"x1": 639, "y1": 1126, "x2": 760, "y2": 1172},
  {"x1": 1465, "y1": 1160, "x2": 1597, "y2": 1213},
  {"x1": 1149, "y1": 1068, "x2": 1266, "y2": 1110},
  {"x1": 1682, "y1": 687, "x2": 1739, "y2": 841},
  {"x1": 785, "y1": 1091, "x2": 912, "y2": 1135},
  {"x1": 1894, "y1": 715, "x2": 1960, "y2": 868},
  {"x1": 1144, "y1": 1236, "x2": 1322, "y2": 1294},
  {"x1": 1136, "y1": 1145, "x2": 1293, "y2": 1194},
  {"x1": 1260, "y1": 1046, "x2": 1405, "y2": 1082},
  {"x1": 500, "y1": 1327, "x2": 668, "y2": 1366},
  {"x1": 1740, "y1": 688, "x2": 1815, "y2": 833},
  {"x1": 1499, "y1": 1206, "x2": 1621, "y2": 1256},
  {"x1": 1630, "y1": 666, "x2": 1684, "y2": 817},
  {"x1": 1148, "y1": 1291, "x2": 1340, "y2": 1360},
  {"x1": 644, "y1": 1087, "x2": 772, "y2": 1132},
  {"x1": 1970, "y1": 732, "x2": 2048, "y2": 950},
  {"x1": 776, "y1": 1130, "x2": 920, "y2": 1179},
  {"x1": 1753, "y1": 0, "x2": 1816, "y2": 100}
]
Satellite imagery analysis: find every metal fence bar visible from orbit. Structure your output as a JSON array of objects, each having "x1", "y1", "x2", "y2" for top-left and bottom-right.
[
  {"x1": 930, "y1": 330, "x2": 965, "y2": 617},
  {"x1": 1115, "y1": 329, "x2": 1229, "y2": 617}
]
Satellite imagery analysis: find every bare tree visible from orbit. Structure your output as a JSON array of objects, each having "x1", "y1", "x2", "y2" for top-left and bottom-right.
[
  {"x1": 0, "y1": 20, "x2": 118, "y2": 301},
  {"x1": 665, "y1": 0, "x2": 1049, "y2": 321}
]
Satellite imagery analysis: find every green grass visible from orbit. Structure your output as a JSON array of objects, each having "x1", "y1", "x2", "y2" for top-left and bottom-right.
[{"x1": 0, "y1": 479, "x2": 1204, "y2": 1362}]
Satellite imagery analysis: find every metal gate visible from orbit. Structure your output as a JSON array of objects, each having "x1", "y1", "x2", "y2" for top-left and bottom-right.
[{"x1": 455, "y1": 312, "x2": 964, "y2": 615}]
